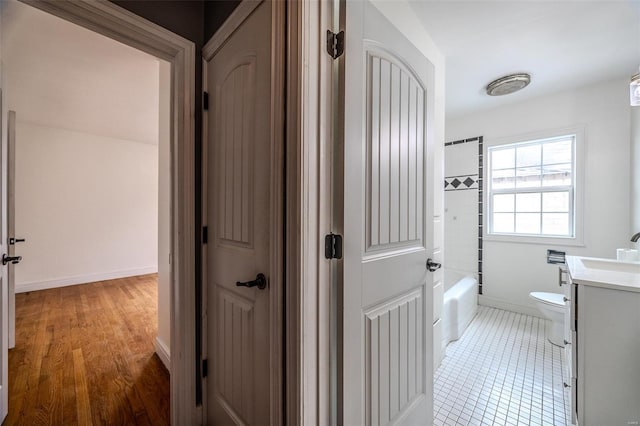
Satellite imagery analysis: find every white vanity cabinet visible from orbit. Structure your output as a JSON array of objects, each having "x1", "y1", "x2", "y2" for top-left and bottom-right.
[
  {"x1": 565, "y1": 256, "x2": 640, "y2": 426},
  {"x1": 560, "y1": 268, "x2": 574, "y2": 421}
]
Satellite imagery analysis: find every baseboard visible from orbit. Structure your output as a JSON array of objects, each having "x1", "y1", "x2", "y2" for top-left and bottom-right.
[
  {"x1": 154, "y1": 336, "x2": 171, "y2": 371},
  {"x1": 15, "y1": 266, "x2": 158, "y2": 293},
  {"x1": 478, "y1": 295, "x2": 543, "y2": 319}
]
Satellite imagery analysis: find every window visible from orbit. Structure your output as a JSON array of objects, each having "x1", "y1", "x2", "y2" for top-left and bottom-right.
[{"x1": 488, "y1": 134, "x2": 575, "y2": 238}]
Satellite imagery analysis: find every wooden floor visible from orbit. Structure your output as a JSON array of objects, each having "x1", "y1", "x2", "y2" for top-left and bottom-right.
[{"x1": 6, "y1": 274, "x2": 170, "y2": 425}]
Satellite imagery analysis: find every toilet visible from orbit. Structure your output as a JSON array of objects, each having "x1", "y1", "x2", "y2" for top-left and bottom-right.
[{"x1": 529, "y1": 292, "x2": 565, "y2": 346}]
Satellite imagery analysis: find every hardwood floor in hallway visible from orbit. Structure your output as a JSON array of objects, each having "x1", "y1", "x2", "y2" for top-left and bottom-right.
[{"x1": 6, "y1": 274, "x2": 170, "y2": 425}]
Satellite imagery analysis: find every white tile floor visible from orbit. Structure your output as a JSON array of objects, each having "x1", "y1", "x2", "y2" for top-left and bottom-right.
[{"x1": 434, "y1": 306, "x2": 571, "y2": 426}]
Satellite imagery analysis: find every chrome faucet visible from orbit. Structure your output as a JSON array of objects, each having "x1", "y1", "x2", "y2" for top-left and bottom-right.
[{"x1": 631, "y1": 232, "x2": 640, "y2": 242}]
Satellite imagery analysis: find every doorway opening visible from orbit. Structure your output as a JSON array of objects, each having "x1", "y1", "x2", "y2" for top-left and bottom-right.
[
  {"x1": 0, "y1": 0, "x2": 197, "y2": 423},
  {"x1": 3, "y1": 2, "x2": 171, "y2": 422}
]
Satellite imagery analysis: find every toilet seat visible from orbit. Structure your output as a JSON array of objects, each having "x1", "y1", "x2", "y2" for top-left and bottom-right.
[{"x1": 530, "y1": 291, "x2": 565, "y2": 308}]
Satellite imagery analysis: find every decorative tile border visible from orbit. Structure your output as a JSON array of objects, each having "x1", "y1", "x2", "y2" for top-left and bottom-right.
[
  {"x1": 444, "y1": 136, "x2": 484, "y2": 294},
  {"x1": 444, "y1": 136, "x2": 482, "y2": 147},
  {"x1": 444, "y1": 174, "x2": 479, "y2": 191}
]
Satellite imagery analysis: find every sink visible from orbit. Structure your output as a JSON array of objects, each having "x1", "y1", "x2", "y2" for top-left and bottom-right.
[
  {"x1": 579, "y1": 258, "x2": 640, "y2": 274},
  {"x1": 567, "y1": 255, "x2": 640, "y2": 292}
]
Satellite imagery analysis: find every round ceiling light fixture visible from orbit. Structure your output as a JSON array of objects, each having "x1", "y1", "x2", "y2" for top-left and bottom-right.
[{"x1": 486, "y1": 73, "x2": 531, "y2": 96}]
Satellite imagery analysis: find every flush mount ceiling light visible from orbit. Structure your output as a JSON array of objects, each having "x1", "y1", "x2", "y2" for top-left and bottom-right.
[{"x1": 486, "y1": 73, "x2": 531, "y2": 96}]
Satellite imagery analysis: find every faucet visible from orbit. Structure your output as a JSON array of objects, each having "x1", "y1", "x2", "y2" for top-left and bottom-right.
[{"x1": 632, "y1": 232, "x2": 640, "y2": 242}]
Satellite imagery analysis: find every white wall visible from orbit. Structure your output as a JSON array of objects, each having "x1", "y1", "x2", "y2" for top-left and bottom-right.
[
  {"x1": 3, "y1": 1, "x2": 160, "y2": 145},
  {"x1": 15, "y1": 122, "x2": 159, "y2": 291},
  {"x1": 444, "y1": 141, "x2": 478, "y2": 276},
  {"x1": 155, "y1": 60, "x2": 171, "y2": 368},
  {"x1": 447, "y1": 78, "x2": 631, "y2": 315},
  {"x1": 5, "y1": 0, "x2": 164, "y2": 293}
]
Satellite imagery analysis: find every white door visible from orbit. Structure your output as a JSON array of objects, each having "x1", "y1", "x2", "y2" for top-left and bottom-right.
[
  {"x1": 205, "y1": 1, "x2": 275, "y2": 424},
  {"x1": 0, "y1": 92, "x2": 9, "y2": 423},
  {"x1": 342, "y1": 2, "x2": 437, "y2": 424}
]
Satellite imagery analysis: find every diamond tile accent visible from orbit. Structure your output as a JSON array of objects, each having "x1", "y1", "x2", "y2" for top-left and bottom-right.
[{"x1": 445, "y1": 174, "x2": 479, "y2": 191}]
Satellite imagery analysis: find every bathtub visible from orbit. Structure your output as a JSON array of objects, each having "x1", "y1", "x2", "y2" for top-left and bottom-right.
[{"x1": 442, "y1": 270, "x2": 478, "y2": 348}]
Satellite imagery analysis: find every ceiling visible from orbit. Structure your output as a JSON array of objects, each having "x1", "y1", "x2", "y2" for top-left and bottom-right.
[
  {"x1": 5, "y1": 1, "x2": 638, "y2": 134},
  {"x1": 410, "y1": 1, "x2": 640, "y2": 119},
  {"x1": 3, "y1": 1, "x2": 161, "y2": 145}
]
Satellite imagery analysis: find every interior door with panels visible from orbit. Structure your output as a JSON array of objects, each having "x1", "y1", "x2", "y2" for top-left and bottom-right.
[
  {"x1": 341, "y1": 1, "x2": 437, "y2": 424},
  {"x1": 0, "y1": 92, "x2": 8, "y2": 424},
  {"x1": 205, "y1": 1, "x2": 281, "y2": 424}
]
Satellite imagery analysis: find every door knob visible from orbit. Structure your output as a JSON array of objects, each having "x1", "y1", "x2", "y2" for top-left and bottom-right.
[
  {"x1": 426, "y1": 258, "x2": 441, "y2": 272},
  {"x1": 236, "y1": 273, "x2": 267, "y2": 290},
  {"x1": 2, "y1": 254, "x2": 22, "y2": 265},
  {"x1": 8, "y1": 237, "x2": 25, "y2": 245}
]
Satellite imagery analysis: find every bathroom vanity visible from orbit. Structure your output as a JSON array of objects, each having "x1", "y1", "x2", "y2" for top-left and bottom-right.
[{"x1": 563, "y1": 256, "x2": 640, "y2": 426}]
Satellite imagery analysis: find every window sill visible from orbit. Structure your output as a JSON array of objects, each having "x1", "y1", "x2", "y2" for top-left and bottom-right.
[{"x1": 483, "y1": 233, "x2": 585, "y2": 247}]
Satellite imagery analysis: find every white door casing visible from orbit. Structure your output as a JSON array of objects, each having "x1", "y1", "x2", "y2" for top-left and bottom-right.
[
  {"x1": 203, "y1": 0, "x2": 284, "y2": 424},
  {"x1": 0, "y1": 97, "x2": 8, "y2": 425},
  {"x1": 0, "y1": 7, "x2": 8, "y2": 419},
  {"x1": 341, "y1": 2, "x2": 437, "y2": 424},
  {"x1": 7, "y1": 110, "x2": 15, "y2": 351}
]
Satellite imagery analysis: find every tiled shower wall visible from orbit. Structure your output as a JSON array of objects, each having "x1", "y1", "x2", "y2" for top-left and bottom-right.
[{"x1": 444, "y1": 136, "x2": 483, "y2": 292}]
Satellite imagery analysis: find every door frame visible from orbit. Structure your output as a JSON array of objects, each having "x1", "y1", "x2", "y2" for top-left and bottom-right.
[
  {"x1": 7, "y1": 110, "x2": 15, "y2": 351},
  {"x1": 285, "y1": 0, "x2": 336, "y2": 423},
  {"x1": 201, "y1": 0, "x2": 336, "y2": 423},
  {"x1": 289, "y1": 0, "x2": 445, "y2": 423},
  {"x1": 18, "y1": 0, "x2": 198, "y2": 423},
  {"x1": 201, "y1": 0, "x2": 285, "y2": 423}
]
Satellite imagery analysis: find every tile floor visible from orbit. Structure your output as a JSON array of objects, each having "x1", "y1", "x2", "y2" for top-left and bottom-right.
[{"x1": 433, "y1": 306, "x2": 571, "y2": 426}]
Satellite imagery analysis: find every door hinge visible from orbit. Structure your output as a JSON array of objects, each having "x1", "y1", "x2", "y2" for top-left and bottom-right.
[
  {"x1": 202, "y1": 226, "x2": 208, "y2": 244},
  {"x1": 326, "y1": 30, "x2": 344, "y2": 59},
  {"x1": 202, "y1": 359, "x2": 208, "y2": 378},
  {"x1": 324, "y1": 233, "x2": 343, "y2": 259},
  {"x1": 203, "y1": 91, "x2": 209, "y2": 111}
]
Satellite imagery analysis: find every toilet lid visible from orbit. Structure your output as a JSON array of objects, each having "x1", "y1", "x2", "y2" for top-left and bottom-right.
[{"x1": 530, "y1": 291, "x2": 565, "y2": 307}]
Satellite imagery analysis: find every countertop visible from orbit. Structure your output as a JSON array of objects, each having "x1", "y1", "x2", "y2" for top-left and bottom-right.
[{"x1": 566, "y1": 255, "x2": 640, "y2": 293}]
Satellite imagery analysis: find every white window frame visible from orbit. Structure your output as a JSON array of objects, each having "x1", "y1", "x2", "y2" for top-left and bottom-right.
[{"x1": 484, "y1": 127, "x2": 585, "y2": 246}]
